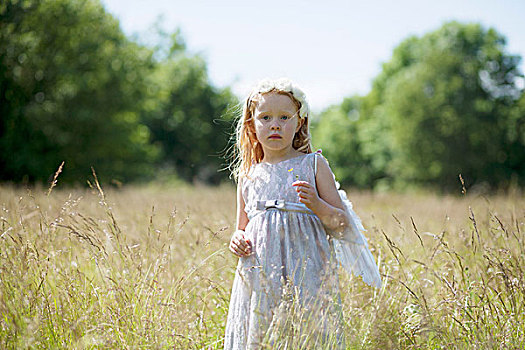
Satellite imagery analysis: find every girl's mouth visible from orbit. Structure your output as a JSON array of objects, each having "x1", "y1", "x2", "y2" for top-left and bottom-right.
[{"x1": 269, "y1": 134, "x2": 282, "y2": 139}]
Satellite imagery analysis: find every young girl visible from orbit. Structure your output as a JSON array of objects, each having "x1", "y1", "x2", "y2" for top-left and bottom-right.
[{"x1": 224, "y1": 78, "x2": 381, "y2": 349}]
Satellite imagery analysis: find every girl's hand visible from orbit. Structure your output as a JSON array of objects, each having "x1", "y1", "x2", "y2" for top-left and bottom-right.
[
  {"x1": 292, "y1": 181, "x2": 321, "y2": 210},
  {"x1": 229, "y1": 229, "x2": 252, "y2": 257}
]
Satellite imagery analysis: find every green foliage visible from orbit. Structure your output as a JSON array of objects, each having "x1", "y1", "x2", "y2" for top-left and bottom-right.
[
  {"x1": 316, "y1": 21, "x2": 524, "y2": 191},
  {"x1": 0, "y1": 0, "x2": 237, "y2": 186},
  {"x1": 0, "y1": 0, "x2": 159, "y2": 184},
  {"x1": 2, "y1": 6, "x2": 522, "y2": 190},
  {"x1": 141, "y1": 43, "x2": 237, "y2": 184},
  {"x1": 382, "y1": 22, "x2": 524, "y2": 190},
  {"x1": 312, "y1": 96, "x2": 377, "y2": 187},
  {"x1": 506, "y1": 92, "x2": 525, "y2": 181}
]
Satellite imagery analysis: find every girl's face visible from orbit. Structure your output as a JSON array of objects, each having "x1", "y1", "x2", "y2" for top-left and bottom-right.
[{"x1": 252, "y1": 92, "x2": 303, "y2": 157}]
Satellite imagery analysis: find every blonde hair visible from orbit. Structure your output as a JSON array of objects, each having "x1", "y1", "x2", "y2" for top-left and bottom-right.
[{"x1": 231, "y1": 78, "x2": 313, "y2": 180}]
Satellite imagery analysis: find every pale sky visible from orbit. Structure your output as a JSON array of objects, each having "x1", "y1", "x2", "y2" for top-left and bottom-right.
[{"x1": 101, "y1": 0, "x2": 525, "y2": 112}]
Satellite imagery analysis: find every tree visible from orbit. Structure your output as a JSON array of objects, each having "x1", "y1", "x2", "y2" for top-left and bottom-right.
[
  {"x1": 0, "y1": 0, "x2": 159, "y2": 184},
  {"x1": 140, "y1": 34, "x2": 237, "y2": 184},
  {"x1": 502, "y1": 91, "x2": 525, "y2": 186},
  {"x1": 312, "y1": 96, "x2": 376, "y2": 187},
  {"x1": 361, "y1": 21, "x2": 524, "y2": 190}
]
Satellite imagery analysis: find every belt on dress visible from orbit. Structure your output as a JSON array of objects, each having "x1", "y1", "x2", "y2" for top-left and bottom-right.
[{"x1": 252, "y1": 200, "x2": 315, "y2": 218}]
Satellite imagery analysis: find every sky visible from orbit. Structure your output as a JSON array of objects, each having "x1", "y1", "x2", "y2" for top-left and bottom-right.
[{"x1": 101, "y1": 0, "x2": 525, "y2": 112}]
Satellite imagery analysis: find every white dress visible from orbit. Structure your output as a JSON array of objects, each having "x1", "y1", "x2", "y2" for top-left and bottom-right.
[{"x1": 224, "y1": 152, "x2": 381, "y2": 349}]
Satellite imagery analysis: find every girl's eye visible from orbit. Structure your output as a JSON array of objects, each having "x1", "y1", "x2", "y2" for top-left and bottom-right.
[
  {"x1": 280, "y1": 115, "x2": 289, "y2": 120},
  {"x1": 262, "y1": 115, "x2": 270, "y2": 120}
]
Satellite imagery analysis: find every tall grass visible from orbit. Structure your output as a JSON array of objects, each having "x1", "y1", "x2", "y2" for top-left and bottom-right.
[{"x1": 0, "y1": 176, "x2": 523, "y2": 349}]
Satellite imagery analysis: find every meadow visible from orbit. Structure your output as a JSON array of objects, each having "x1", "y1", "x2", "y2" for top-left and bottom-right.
[{"x1": 0, "y1": 176, "x2": 523, "y2": 349}]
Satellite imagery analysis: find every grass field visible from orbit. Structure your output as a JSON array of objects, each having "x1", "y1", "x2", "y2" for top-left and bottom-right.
[{"x1": 1, "y1": 178, "x2": 524, "y2": 349}]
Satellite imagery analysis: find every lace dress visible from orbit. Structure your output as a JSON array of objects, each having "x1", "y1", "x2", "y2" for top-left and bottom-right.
[{"x1": 224, "y1": 152, "x2": 381, "y2": 349}]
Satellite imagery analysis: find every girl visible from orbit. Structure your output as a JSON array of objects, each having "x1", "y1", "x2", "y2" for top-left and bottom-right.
[{"x1": 224, "y1": 78, "x2": 381, "y2": 349}]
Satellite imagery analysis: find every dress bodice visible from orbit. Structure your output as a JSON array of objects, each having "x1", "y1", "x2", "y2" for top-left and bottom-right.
[{"x1": 241, "y1": 152, "x2": 316, "y2": 219}]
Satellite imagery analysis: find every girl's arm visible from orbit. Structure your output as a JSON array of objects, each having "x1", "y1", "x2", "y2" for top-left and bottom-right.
[
  {"x1": 293, "y1": 156, "x2": 349, "y2": 233},
  {"x1": 229, "y1": 179, "x2": 252, "y2": 257},
  {"x1": 235, "y1": 179, "x2": 249, "y2": 231}
]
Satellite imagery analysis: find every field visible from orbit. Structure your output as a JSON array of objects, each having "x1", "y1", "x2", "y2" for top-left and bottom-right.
[{"x1": 0, "y1": 178, "x2": 524, "y2": 349}]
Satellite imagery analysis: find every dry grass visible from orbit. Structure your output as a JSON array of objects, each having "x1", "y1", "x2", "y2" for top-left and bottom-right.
[{"x1": 0, "y1": 178, "x2": 523, "y2": 349}]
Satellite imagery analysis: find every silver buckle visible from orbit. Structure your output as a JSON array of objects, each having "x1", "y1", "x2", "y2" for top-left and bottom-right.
[{"x1": 256, "y1": 200, "x2": 285, "y2": 210}]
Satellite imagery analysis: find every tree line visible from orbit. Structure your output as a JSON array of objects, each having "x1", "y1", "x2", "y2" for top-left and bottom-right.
[
  {"x1": 1, "y1": 0, "x2": 235, "y2": 186},
  {"x1": 313, "y1": 22, "x2": 524, "y2": 191},
  {"x1": 1, "y1": 1, "x2": 524, "y2": 191}
]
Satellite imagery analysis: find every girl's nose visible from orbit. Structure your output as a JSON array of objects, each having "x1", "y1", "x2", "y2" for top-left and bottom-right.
[{"x1": 270, "y1": 123, "x2": 280, "y2": 130}]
